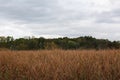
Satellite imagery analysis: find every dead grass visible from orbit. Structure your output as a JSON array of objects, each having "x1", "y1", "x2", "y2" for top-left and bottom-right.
[{"x1": 0, "y1": 50, "x2": 120, "y2": 80}]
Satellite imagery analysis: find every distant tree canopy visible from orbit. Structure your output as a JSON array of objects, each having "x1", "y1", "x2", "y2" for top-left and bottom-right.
[{"x1": 0, "y1": 36, "x2": 120, "y2": 50}]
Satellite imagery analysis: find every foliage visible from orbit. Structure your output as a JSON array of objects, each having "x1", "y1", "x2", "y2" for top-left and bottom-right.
[{"x1": 0, "y1": 36, "x2": 120, "y2": 50}]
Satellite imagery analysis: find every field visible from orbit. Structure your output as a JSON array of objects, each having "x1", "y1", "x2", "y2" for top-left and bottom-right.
[{"x1": 0, "y1": 50, "x2": 120, "y2": 80}]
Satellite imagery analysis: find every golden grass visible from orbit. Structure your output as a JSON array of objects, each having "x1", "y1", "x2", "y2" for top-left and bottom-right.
[{"x1": 0, "y1": 50, "x2": 120, "y2": 80}]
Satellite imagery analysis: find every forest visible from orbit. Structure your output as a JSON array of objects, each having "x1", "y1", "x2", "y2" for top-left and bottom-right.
[{"x1": 0, "y1": 36, "x2": 120, "y2": 50}]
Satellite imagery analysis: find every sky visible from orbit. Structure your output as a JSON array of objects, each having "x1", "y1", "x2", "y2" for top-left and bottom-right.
[{"x1": 0, "y1": 0, "x2": 120, "y2": 41}]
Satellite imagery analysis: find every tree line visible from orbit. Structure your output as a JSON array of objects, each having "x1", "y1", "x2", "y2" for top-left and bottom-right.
[{"x1": 0, "y1": 36, "x2": 120, "y2": 50}]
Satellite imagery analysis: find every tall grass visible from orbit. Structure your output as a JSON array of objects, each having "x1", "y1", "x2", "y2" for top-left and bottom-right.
[{"x1": 0, "y1": 50, "x2": 120, "y2": 80}]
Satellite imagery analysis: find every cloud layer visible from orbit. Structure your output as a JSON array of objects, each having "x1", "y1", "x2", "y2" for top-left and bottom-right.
[{"x1": 0, "y1": 0, "x2": 120, "y2": 40}]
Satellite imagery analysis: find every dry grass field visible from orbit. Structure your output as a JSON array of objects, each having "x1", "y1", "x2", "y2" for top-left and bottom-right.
[{"x1": 0, "y1": 50, "x2": 120, "y2": 80}]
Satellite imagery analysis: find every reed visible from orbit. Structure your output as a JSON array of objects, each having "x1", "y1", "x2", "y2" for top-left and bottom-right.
[{"x1": 0, "y1": 50, "x2": 120, "y2": 80}]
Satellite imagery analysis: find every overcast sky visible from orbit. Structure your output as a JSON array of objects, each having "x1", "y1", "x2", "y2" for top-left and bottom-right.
[{"x1": 0, "y1": 0, "x2": 120, "y2": 40}]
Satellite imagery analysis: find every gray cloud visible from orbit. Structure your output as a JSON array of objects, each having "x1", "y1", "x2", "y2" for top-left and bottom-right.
[
  {"x1": 96, "y1": 9, "x2": 120, "y2": 23},
  {"x1": 0, "y1": 0, "x2": 94, "y2": 23},
  {"x1": 0, "y1": 0, "x2": 120, "y2": 40},
  {"x1": 0, "y1": 0, "x2": 61, "y2": 23}
]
